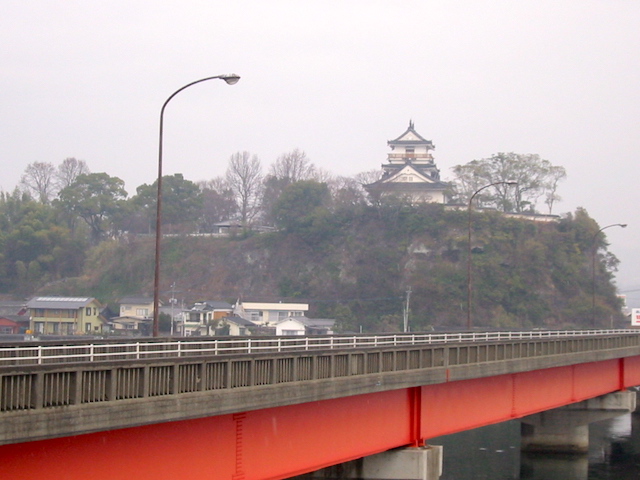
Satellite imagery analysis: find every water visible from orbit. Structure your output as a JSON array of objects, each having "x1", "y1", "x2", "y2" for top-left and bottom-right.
[{"x1": 430, "y1": 413, "x2": 640, "y2": 480}]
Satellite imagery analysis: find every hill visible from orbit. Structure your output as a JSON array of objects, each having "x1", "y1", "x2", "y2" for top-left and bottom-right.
[{"x1": 41, "y1": 203, "x2": 624, "y2": 332}]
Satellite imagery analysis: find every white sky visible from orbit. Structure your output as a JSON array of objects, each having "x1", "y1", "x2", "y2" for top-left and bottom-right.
[{"x1": 2, "y1": 1, "x2": 640, "y2": 303}]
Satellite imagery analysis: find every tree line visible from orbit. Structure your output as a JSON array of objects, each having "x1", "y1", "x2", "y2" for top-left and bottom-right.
[{"x1": 2, "y1": 149, "x2": 567, "y2": 296}]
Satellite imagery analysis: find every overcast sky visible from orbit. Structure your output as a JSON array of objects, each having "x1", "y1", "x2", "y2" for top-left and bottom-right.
[{"x1": 2, "y1": 1, "x2": 640, "y2": 304}]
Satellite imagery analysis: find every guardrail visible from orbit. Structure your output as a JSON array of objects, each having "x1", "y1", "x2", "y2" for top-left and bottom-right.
[{"x1": 0, "y1": 329, "x2": 636, "y2": 367}]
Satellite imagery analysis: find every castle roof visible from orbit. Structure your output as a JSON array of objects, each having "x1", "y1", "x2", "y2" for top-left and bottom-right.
[{"x1": 387, "y1": 120, "x2": 434, "y2": 148}]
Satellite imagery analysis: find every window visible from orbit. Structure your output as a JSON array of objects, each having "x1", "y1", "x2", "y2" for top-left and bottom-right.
[
  {"x1": 85, "y1": 323, "x2": 92, "y2": 332},
  {"x1": 86, "y1": 307, "x2": 91, "y2": 316},
  {"x1": 136, "y1": 308, "x2": 149, "y2": 317}
]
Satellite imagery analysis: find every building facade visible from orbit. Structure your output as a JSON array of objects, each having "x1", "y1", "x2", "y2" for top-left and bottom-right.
[
  {"x1": 365, "y1": 121, "x2": 451, "y2": 204},
  {"x1": 27, "y1": 296, "x2": 104, "y2": 335},
  {"x1": 234, "y1": 301, "x2": 309, "y2": 326}
]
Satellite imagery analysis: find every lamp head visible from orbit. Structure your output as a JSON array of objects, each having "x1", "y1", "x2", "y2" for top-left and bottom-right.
[
  {"x1": 506, "y1": 182, "x2": 518, "y2": 186},
  {"x1": 621, "y1": 224, "x2": 628, "y2": 228},
  {"x1": 220, "y1": 74, "x2": 240, "y2": 85}
]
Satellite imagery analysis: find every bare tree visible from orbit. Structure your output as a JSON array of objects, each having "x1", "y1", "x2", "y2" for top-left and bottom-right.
[
  {"x1": 269, "y1": 148, "x2": 316, "y2": 182},
  {"x1": 225, "y1": 151, "x2": 263, "y2": 225},
  {"x1": 354, "y1": 169, "x2": 383, "y2": 187},
  {"x1": 544, "y1": 165, "x2": 567, "y2": 214},
  {"x1": 197, "y1": 176, "x2": 237, "y2": 231},
  {"x1": 56, "y1": 158, "x2": 90, "y2": 190},
  {"x1": 20, "y1": 162, "x2": 56, "y2": 203}
]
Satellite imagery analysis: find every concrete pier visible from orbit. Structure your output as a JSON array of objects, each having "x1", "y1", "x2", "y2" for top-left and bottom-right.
[
  {"x1": 520, "y1": 390, "x2": 636, "y2": 454},
  {"x1": 298, "y1": 445, "x2": 443, "y2": 480}
]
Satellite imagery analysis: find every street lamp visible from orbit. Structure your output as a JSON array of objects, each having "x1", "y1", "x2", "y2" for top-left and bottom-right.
[
  {"x1": 153, "y1": 74, "x2": 240, "y2": 337},
  {"x1": 466, "y1": 181, "x2": 518, "y2": 329},
  {"x1": 591, "y1": 223, "x2": 627, "y2": 328}
]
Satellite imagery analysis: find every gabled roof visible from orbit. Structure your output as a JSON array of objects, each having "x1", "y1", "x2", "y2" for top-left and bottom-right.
[
  {"x1": 385, "y1": 164, "x2": 439, "y2": 184},
  {"x1": 119, "y1": 296, "x2": 154, "y2": 304},
  {"x1": 277, "y1": 316, "x2": 336, "y2": 328},
  {"x1": 367, "y1": 164, "x2": 450, "y2": 190},
  {"x1": 388, "y1": 120, "x2": 434, "y2": 147},
  {"x1": 26, "y1": 296, "x2": 100, "y2": 310},
  {"x1": 0, "y1": 301, "x2": 27, "y2": 317},
  {"x1": 221, "y1": 315, "x2": 255, "y2": 327},
  {"x1": 190, "y1": 301, "x2": 234, "y2": 311}
]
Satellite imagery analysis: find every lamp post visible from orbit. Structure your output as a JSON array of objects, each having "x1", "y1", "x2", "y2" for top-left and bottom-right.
[
  {"x1": 591, "y1": 223, "x2": 627, "y2": 328},
  {"x1": 466, "y1": 181, "x2": 518, "y2": 329},
  {"x1": 153, "y1": 74, "x2": 240, "y2": 337}
]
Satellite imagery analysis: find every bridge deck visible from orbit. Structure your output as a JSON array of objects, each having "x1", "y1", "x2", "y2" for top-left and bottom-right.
[{"x1": 1, "y1": 330, "x2": 639, "y2": 446}]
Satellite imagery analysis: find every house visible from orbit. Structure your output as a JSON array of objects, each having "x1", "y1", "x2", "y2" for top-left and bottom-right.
[
  {"x1": 0, "y1": 300, "x2": 29, "y2": 333},
  {"x1": 365, "y1": 121, "x2": 451, "y2": 204},
  {"x1": 0, "y1": 317, "x2": 20, "y2": 334},
  {"x1": 275, "y1": 316, "x2": 335, "y2": 336},
  {"x1": 182, "y1": 301, "x2": 234, "y2": 336},
  {"x1": 26, "y1": 296, "x2": 105, "y2": 335},
  {"x1": 109, "y1": 316, "x2": 152, "y2": 336},
  {"x1": 217, "y1": 315, "x2": 255, "y2": 336},
  {"x1": 118, "y1": 296, "x2": 156, "y2": 319},
  {"x1": 234, "y1": 300, "x2": 309, "y2": 326}
]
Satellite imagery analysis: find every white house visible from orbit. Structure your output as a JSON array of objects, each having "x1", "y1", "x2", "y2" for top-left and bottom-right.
[
  {"x1": 365, "y1": 121, "x2": 451, "y2": 204},
  {"x1": 275, "y1": 316, "x2": 335, "y2": 336},
  {"x1": 182, "y1": 301, "x2": 233, "y2": 336},
  {"x1": 234, "y1": 301, "x2": 309, "y2": 326}
]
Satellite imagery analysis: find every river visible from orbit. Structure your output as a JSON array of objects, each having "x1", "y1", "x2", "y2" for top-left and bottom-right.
[{"x1": 431, "y1": 412, "x2": 640, "y2": 479}]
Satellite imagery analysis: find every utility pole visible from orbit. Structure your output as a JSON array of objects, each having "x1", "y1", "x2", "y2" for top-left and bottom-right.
[{"x1": 403, "y1": 287, "x2": 412, "y2": 333}]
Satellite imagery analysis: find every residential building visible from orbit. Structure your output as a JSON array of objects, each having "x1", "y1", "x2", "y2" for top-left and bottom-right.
[
  {"x1": 0, "y1": 317, "x2": 20, "y2": 334},
  {"x1": 365, "y1": 121, "x2": 451, "y2": 204},
  {"x1": 234, "y1": 301, "x2": 309, "y2": 326},
  {"x1": 217, "y1": 315, "x2": 255, "y2": 336},
  {"x1": 119, "y1": 296, "x2": 156, "y2": 319},
  {"x1": 276, "y1": 316, "x2": 335, "y2": 336},
  {"x1": 183, "y1": 301, "x2": 234, "y2": 336},
  {"x1": 109, "y1": 317, "x2": 152, "y2": 336},
  {"x1": 26, "y1": 296, "x2": 104, "y2": 335},
  {"x1": 0, "y1": 300, "x2": 29, "y2": 333}
]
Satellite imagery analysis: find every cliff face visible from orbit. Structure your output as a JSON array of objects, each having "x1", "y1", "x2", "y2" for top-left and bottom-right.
[{"x1": 54, "y1": 205, "x2": 623, "y2": 332}]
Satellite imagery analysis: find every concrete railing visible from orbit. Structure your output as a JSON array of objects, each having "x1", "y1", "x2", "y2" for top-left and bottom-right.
[
  {"x1": 0, "y1": 329, "x2": 635, "y2": 367},
  {"x1": 1, "y1": 331, "x2": 639, "y2": 415}
]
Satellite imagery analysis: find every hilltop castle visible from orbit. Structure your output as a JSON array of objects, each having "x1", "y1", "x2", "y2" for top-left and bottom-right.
[{"x1": 365, "y1": 121, "x2": 450, "y2": 204}]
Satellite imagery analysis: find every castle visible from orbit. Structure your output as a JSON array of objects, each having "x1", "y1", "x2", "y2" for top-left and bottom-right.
[{"x1": 365, "y1": 121, "x2": 450, "y2": 204}]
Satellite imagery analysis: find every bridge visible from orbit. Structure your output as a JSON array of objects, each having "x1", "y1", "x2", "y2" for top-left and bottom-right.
[{"x1": 1, "y1": 330, "x2": 639, "y2": 479}]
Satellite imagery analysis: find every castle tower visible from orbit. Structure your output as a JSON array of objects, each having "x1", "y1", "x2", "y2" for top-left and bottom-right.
[{"x1": 365, "y1": 121, "x2": 450, "y2": 204}]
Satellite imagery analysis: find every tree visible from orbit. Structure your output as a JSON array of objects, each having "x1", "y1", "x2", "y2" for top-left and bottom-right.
[
  {"x1": 20, "y1": 162, "x2": 56, "y2": 204},
  {"x1": 273, "y1": 180, "x2": 332, "y2": 235},
  {"x1": 225, "y1": 151, "x2": 263, "y2": 225},
  {"x1": 56, "y1": 158, "x2": 90, "y2": 190},
  {"x1": 133, "y1": 174, "x2": 202, "y2": 233},
  {"x1": 354, "y1": 169, "x2": 383, "y2": 204},
  {"x1": 544, "y1": 165, "x2": 567, "y2": 214},
  {"x1": 451, "y1": 153, "x2": 566, "y2": 213},
  {"x1": 269, "y1": 148, "x2": 316, "y2": 183},
  {"x1": 197, "y1": 177, "x2": 237, "y2": 232},
  {"x1": 57, "y1": 173, "x2": 128, "y2": 243},
  {"x1": 0, "y1": 189, "x2": 85, "y2": 293}
]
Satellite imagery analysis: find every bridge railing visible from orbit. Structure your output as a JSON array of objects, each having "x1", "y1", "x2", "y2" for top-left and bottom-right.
[{"x1": 0, "y1": 329, "x2": 635, "y2": 367}]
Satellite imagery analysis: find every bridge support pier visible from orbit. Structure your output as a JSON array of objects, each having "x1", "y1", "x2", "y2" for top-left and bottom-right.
[
  {"x1": 520, "y1": 390, "x2": 636, "y2": 454},
  {"x1": 298, "y1": 445, "x2": 443, "y2": 480}
]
